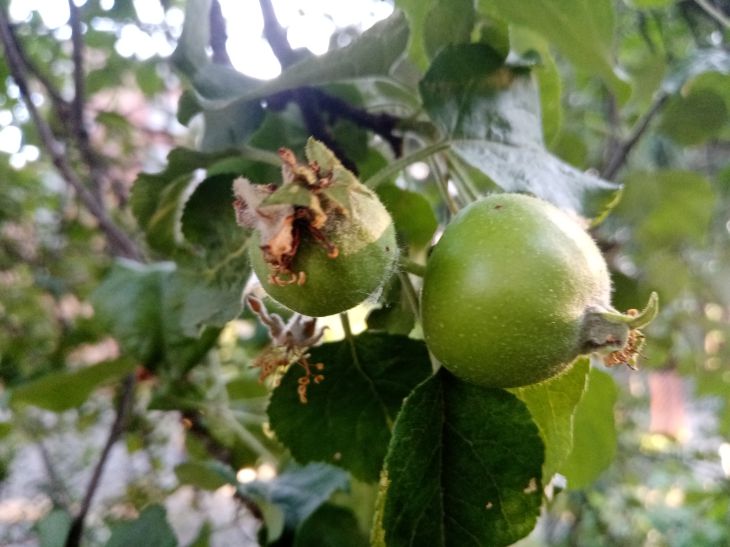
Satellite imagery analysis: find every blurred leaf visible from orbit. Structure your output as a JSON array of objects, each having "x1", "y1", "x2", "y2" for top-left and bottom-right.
[
  {"x1": 513, "y1": 358, "x2": 590, "y2": 481},
  {"x1": 487, "y1": 0, "x2": 631, "y2": 101},
  {"x1": 294, "y1": 504, "x2": 369, "y2": 547},
  {"x1": 92, "y1": 261, "x2": 220, "y2": 372},
  {"x1": 199, "y1": 100, "x2": 265, "y2": 152},
  {"x1": 376, "y1": 183, "x2": 437, "y2": 249},
  {"x1": 174, "y1": 460, "x2": 236, "y2": 490},
  {"x1": 658, "y1": 88, "x2": 728, "y2": 146},
  {"x1": 374, "y1": 370, "x2": 544, "y2": 546},
  {"x1": 181, "y1": 10, "x2": 409, "y2": 108},
  {"x1": 662, "y1": 48, "x2": 730, "y2": 94},
  {"x1": 395, "y1": 0, "x2": 434, "y2": 68},
  {"x1": 424, "y1": 0, "x2": 475, "y2": 60},
  {"x1": 268, "y1": 333, "x2": 432, "y2": 482},
  {"x1": 618, "y1": 170, "x2": 716, "y2": 249},
  {"x1": 36, "y1": 509, "x2": 71, "y2": 547},
  {"x1": 561, "y1": 367, "x2": 618, "y2": 489},
  {"x1": 420, "y1": 44, "x2": 621, "y2": 219},
  {"x1": 11, "y1": 359, "x2": 136, "y2": 412},
  {"x1": 240, "y1": 463, "x2": 349, "y2": 529},
  {"x1": 105, "y1": 505, "x2": 176, "y2": 547}
]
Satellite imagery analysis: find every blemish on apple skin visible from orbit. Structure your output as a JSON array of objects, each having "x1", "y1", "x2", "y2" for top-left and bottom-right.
[
  {"x1": 485, "y1": 501, "x2": 494, "y2": 510},
  {"x1": 333, "y1": 452, "x2": 342, "y2": 461}
]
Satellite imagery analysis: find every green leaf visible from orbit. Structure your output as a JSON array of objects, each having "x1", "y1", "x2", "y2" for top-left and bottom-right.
[
  {"x1": 105, "y1": 505, "x2": 177, "y2": 547},
  {"x1": 92, "y1": 261, "x2": 220, "y2": 372},
  {"x1": 662, "y1": 48, "x2": 730, "y2": 95},
  {"x1": 617, "y1": 170, "x2": 716, "y2": 249},
  {"x1": 374, "y1": 371, "x2": 544, "y2": 546},
  {"x1": 180, "y1": 174, "x2": 252, "y2": 290},
  {"x1": 174, "y1": 460, "x2": 236, "y2": 490},
  {"x1": 186, "y1": 10, "x2": 409, "y2": 109},
  {"x1": 420, "y1": 44, "x2": 621, "y2": 219},
  {"x1": 487, "y1": 0, "x2": 630, "y2": 101},
  {"x1": 268, "y1": 333, "x2": 432, "y2": 482},
  {"x1": 560, "y1": 367, "x2": 618, "y2": 489},
  {"x1": 513, "y1": 358, "x2": 590, "y2": 481},
  {"x1": 395, "y1": 0, "x2": 434, "y2": 68},
  {"x1": 11, "y1": 359, "x2": 136, "y2": 412},
  {"x1": 240, "y1": 463, "x2": 349, "y2": 529},
  {"x1": 658, "y1": 88, "x2": 728, "y2": 146},
  {"x1": 294, "y1": 504, "x2": 369, "y2": 547},
  {"x1": 199, "y1": 100, "x2": 265, "y2": 152},
  {"x1": 36, "y1": 509, "x2": 71, "y2": 547},
  {"x1": 172, "y1": 0, "x2": 213, "y2": 76},
  {"x1": 131, "y1": 147, "x2": 235, "y2": 254},
  {"x1": 424, "y1": 0, "x2": 475, "y2": 60},
  {"x1": 376, "y1": 183, "x2": 437, "y2": 249}
]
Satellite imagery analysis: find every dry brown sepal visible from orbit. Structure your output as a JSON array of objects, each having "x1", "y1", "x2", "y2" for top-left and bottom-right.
[
  {"x1": 246, "y1": 295, "x2": 326, "y2": 403},
  {"x1": 233, "y1": 139, "x2": 356, "y2": 287}
]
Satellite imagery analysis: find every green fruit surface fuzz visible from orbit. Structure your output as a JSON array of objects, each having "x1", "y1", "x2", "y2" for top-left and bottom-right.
[
  {"x1": 422, "y1": 193, "x2": 624, "y2": 388},
  {"x1": 251, "y1": 197, "x2": 398, "y2": 318}
]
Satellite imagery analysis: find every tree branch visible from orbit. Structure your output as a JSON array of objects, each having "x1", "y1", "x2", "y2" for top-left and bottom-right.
[
  {"x1": 209, "y1": 0, "x2": 232, "y2": 65},
  {"x1": 64, "y1": 374, "x2": 136, "y2": 547},
  {"x1": 601, "y1": 92, "x2": 670, "y2": 180},
  {"x1": 0, "y1": 8, "x2": 141, "y2": 260},
  {"x1": 258, "y1": 0, "x2": 299, "y2": 68}
]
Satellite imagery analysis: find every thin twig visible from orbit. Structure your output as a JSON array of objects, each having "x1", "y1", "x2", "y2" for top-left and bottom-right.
[
  {"x1": 68, "y1": 0, "x2": 107, "y2": 202},
  {"x1": 694, "y1": 0, "x2": 730, "y2": 28},
  {"x1": 0, "y1": 8, "x2": 141, "y2": 259},
  {"x1": 270, "y1": 87, "x2": 404, "y2": 158},
  {"x1": 64, "y1": 374, "x2": 136, "y2": 547},
  {"x1": 601, "y1": 93, "x2": 670, "y2": 180},
  {"x1": 209, "y1": 0, "x2": 232, "y2": 65},
  {"x1": 258, "y1": 0, "x2": 299, "y2": 68}
]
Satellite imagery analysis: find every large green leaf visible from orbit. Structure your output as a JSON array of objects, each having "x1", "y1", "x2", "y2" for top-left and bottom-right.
[
  {"x1": 513, "y1": 358, "x2": 590, "y2": 481},
  {"x1": 420, "y1": 44, "x2": 621, "y2": 219},
  {"x1": 486, "y1": 0, "x2": 630, "y2": 101},
  {"x1": 240, "y1": 463, "x2": 349, "y2": 529},
  {"x1": 176, "y1": 8, "x2": 409, "y2": 108},
  {"x1": 423, "y1": 0, "x2": 475, "y2": 61},
  {"x1": 92, "y1": 261, "x2": 220, "y2": 372},
  {"x1": 131, "y1": 147, "x2": 234, "y2": 255},
  {"x1": 105, "y1": 505, "x2": 177, "y2": 547},
  {"x1": 10, "y1": 359, "x2": 136, "y2": 412},
  {"x1": 268, "y1": 333, "x2": 432, "y2": 482},
  {"x1": 294, "y1": 504, "x2": 369, "y2": 547},
  {"x1": 616, "y1": 170, "x2": 716, "y2": 249},
  {"x1": 560, "y1": 367, "x2": 618, "y2": 489},
  {"x1": 374, "y1": 370, "x2": 544, "y2": 546}
]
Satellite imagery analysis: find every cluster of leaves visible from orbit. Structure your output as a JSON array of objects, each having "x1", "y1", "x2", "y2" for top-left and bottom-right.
[{"x1": 1, "y1": 0, "x2": 729, "y2": 546}]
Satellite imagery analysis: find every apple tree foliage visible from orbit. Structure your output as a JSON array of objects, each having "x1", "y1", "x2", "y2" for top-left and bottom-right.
[{"x1": 1, "y1": 0, "x2": 729, "y2": 545}]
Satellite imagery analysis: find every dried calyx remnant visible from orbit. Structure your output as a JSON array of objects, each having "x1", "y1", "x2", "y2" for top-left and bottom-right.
[
  {"x1": 247, "y1": 295, "x2": 325, "y2": 404},
  {"x1": 233, "y1": 137, "x2": 397, "y2": 318},
  {"x1": 234, "y1": 139, "x2": 363, "y2": 286}
]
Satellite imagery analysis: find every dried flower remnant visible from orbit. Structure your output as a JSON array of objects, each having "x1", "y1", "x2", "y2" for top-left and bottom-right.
[
  {"x1": 233, "y1": 143, "x2": 348, "y2": 286},
  {"x1": 247, "y1": 295, "x2": 325, "y2": 403}
]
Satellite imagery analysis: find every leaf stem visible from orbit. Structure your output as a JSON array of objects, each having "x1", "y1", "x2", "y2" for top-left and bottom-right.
[
  {"x1": 364, "y1": 142, "x2": 450, "y2": 189},
  {"x1": 398, "y1": 271, "x2": 421, "y2": 323},
  {"x1": 427, "y1": 157, "x2": 459, "y2": 215},
  {"x1": 399, "y1": 257, "x2": 426, "y2": 277}
]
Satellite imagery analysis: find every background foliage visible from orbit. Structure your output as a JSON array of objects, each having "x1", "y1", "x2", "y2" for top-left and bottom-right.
[{"x1": 0, "y1": 0, "x2": 729, "y2": 545}]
